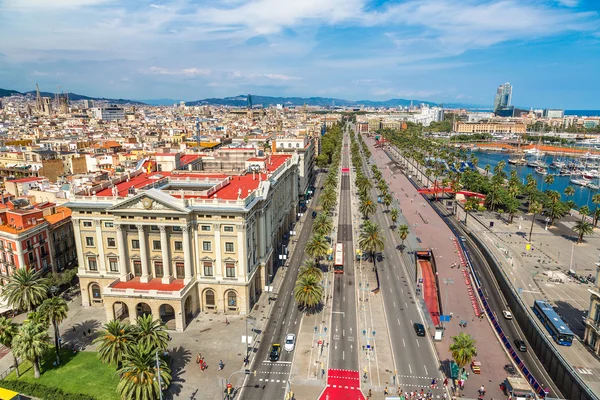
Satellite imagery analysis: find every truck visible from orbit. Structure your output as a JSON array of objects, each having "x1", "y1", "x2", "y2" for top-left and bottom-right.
[{"x1": 502, "y1": 377, "x2": 537, "y2": 400}]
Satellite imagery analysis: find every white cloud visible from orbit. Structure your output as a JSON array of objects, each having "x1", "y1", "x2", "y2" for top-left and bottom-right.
[
  {"x1": 1, "y1": 0, "x2": 112, "y2": 9},
  {"x1": 144, "y1": 66, "x2": 211, "y2": 77},
  {"x1": 182, "y1": 68, "x2": 212, "y2": 77},
  {"x1": 556, "y1": 0, "x2": 579, "y2": 6}
]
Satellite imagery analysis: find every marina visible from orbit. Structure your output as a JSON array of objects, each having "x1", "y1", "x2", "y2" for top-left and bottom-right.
[{"x1": 471, "y1": 150, "x2": 600, "y2": 209}]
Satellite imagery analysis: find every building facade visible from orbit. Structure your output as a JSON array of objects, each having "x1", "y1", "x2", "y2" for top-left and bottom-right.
[
  {"x1": 67, "y1": 153, "x2": 299, "y2": 331},
  {"x1": 91, "y1": 106, "x2": 125, "y2": 121},
  {"x1": 493, "y1": 82, "x2": 512, "y2": 113},
  {"x1": 584, "y1": 266, "x2": 600, "y2": 355},
  {"x1": 453, "y1": 122, "x2": 526, "y2": 134}
]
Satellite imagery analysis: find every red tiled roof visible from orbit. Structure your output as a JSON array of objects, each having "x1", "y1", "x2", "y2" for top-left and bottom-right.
[
  {"x1": 209, "y1": 173, "x2": 264, "y2": 200},
  {"x1": 180, "y1": 154, "x2": 202, "y2": 164},
  {"x1": 6, "y1": 177, "x2": 44, "y2": 183},
  {"x1": 112, "y1": 277, "x2": 185, "y2": 291}
]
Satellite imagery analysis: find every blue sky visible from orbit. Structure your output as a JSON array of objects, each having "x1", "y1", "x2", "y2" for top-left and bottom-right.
[{"x1": 0, "y1": 0, "x2": 599, "y2": 108}]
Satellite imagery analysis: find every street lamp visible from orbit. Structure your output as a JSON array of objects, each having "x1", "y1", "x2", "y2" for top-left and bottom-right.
[
  {"x1": 443, "y1": 278, "x2": 454, "y2": 328},
  {"x1": 544, "y1": 217, "x2": 551, "y2": 231},
  {"x1": 155, "y1": 350, "x2": 163, "y2": 400}
]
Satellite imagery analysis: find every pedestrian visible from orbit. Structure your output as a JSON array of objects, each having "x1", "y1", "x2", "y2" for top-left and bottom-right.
[
  {"x1": 384, "y1": 387, "x2": 389, "y2": 395},
  {"x1": 443, "y1": 378, "x2": 448, "y2": 387},
  {"x1": 219, "y1": 360, "x2": 224, "y2": 370},
  {"x1": 196, "y1": 355, "x2": 200, "y2": 364},
  {"x1": 368, "y1": 389, "x2": 372, "y2": 398},
  {"x1": 225, "y1": 318, "x2": 229, "y2": 325}
]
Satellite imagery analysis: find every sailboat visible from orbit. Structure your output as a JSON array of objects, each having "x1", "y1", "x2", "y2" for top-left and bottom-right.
[{"x1": 508, "y1": 133, "x2": 527, "y2": 165}]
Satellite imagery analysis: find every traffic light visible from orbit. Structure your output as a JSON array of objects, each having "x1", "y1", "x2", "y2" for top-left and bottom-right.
[{"x1": 226, "y1": 383, "x2": 233, "y2": 395}]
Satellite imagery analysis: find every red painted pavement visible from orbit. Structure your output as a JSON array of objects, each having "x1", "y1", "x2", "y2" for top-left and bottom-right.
[
  {"x1": 319, "y1": 369, "x2": 366, "y2": 400},
  {"x1": 419, "y1": 259, "x2": 441, "y2": 325}
]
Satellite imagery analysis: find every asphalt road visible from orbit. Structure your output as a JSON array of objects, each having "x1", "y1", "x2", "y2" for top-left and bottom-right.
[
  {"x1": 438, "y1": 208, "x2": 561, "y2": 396},
  {"x1": 242, "y1": 175, "x2": 324, "y2": 400},
  {"x1": 356, "y1": 125, "x2": 443, "y2": 390},
  {"x1": 328, "y1": 128, "x2": 360, "y2": 371}
]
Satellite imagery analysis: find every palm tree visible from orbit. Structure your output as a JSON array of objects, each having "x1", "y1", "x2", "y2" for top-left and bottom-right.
[
  {"x1": 573, "y1": 220, "x2": 594, "y2": 243},
  {"x1": 359, "y1": 221, "x2": 386, "y2": 264},
  {"x1": 564, "y1": 186, "x2": 575, "y2": 200},
  {"x1": 298, "y1": 259, "x2": 323, "y2": 280},
  {"x1": 449, "y1": 332, "x2": 477, "y2": 369},
  {"x1": 320, "y1": 190, "x2": 337, "y2": 213},
  {"x1": 117, "y1": 342, "x2": 172, "y2": 400},
  {"x1": 592, "y1": 193, "x2": 600, "y2": 227},
  {"x1": 2, "y1": 268, "x2": 48, "y2": 312},
  {"x1": 133, "y1": 315, "x2": 170, "y2": 353},
  {"x1": 313, "y1": 213, "x2": 333, "y2": 236},
  {"x1": 529, "y1": 201, "x2": 543, "y2": 242},
  {"x1": 398, "y1": 224, "x2": 410, "y2": 251},
  {"x1": 305, "y1": 234, "x2": 329, "y2": 264},
  {"x1": 94, "y1": 320, "x2": 135, "y2": 366},
  {"x1": 356, "y1": 176, "x2": 373, "y2": 194},
  {"x1": 39, "y1": 297, "x2": 68, "y2": 365},
  {"x1": 390, "y1": 208, "x2": 399, "y2": 228},
  {"x1": 294, "y1": 274, "x2": 323, "y2": 310},
  {"x1": 543, "y1": 174, "x2": 555, "y2": 191},
  {"x1": 484, "y1": 164, "x2": 491, "y2": 176},
  {"x1": 383, "y1": 193, "x2": 393, "y2": 211},
  {"x1": 12, "y1": 321, "x2": 50, "y2": 379},
  {"x1": 359, "y1": 198, "x2": 376, "y2": 219},
  {"x1": 0, "y1": 317, "x2": 20, "y2": 377},
  {"x1": 504, "y1": 197, "x2": 520, "y2": 224},
  {"x1": 579, "y1": 205, "x2": 590, "y2": 222},
  {"x1": 463, "y1": 197, "x2": 480, "y2": 225}
]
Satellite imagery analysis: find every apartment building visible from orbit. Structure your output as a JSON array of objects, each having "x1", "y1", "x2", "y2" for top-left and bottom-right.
[
  {"x1": 272, "y1": 136, "x2": 316, "y2": 202},
  {"x1": 66, "y1": 153, "x2": 300, "y2": 331},
  {"x1": 0, "y1": 200, "x2": 75, "y2": 282}
]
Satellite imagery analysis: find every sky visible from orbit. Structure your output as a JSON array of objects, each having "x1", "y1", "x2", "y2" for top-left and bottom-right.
[{"x1": 0, "y1": 0, "x2": 599, "y2": 108}]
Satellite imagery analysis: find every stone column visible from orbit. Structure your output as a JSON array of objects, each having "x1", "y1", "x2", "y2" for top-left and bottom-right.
[
  {"x1": 213, "y1": 223, "x2": 222, "y2": 278},
  {"x1": 183, "y1": 225, "x2": 193, "y2": 282},
  {"x1": 116, "y1": 224, "x2": 128, "y2": 281},
  {"x1": 237, "y1": 224, "x2": 246, "y2": 278},
  {"x1": 137, "y1": 225, "x2": 150, "y2": 283},
  {"x1": 95, "y1": 220, "x2": 107, "y2": 273},
  {"x1": 160, "y1": 226, "x2": 173, "y2": 284},
  {"x1": 72, "y1": 218, "x2": 85, "y2": 274}
]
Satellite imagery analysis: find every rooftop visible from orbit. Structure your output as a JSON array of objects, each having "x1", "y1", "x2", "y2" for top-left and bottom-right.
[{"x1": 112, "y1": 277, "x2": 185, "y2": 292}]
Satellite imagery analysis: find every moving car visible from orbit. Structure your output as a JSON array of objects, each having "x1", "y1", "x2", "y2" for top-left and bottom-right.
[
  {"x1": 270, "y1": 344, "x2": 281, "y2": 361},
  {"x1": 503, "y1": 310, "x2": 513, "y2": 320},
  {"x1": 284, "y1": 334, "x2": 296, "y2": 352},
  {"x1": 514, "y1": 339, "x2": 527, "y2": 352},
  {"x1": 413, "y1": 323, "x2": 426, "y2": 337}
]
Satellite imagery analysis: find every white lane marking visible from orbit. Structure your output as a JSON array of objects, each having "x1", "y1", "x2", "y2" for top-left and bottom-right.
[
  {"x1": 401, "y1": 288, "x2": 404, "y2": 294},
  {"x1": 397, "y1": 318, "x2": 401, "y2": 325},
  {"x1": 343, "y1": 351, "x2": 345, "y2": 360},
  {"x1": 416, "y1": 339, "x2": 420, "y2": 347},
  {"x1": 409, "y1": 364, "x2": 412, "y2": 374},
  {"x1": 403, "y1": 339, "x2": 406, "y2": 347},
  {"x1": 424, "y1": 365, "x2": 428, "y2": 375},
  {"x1": 393, "y1": 301, "x2": 396, "y2": 307},
  {"x1": 405, "y1": 302, "x2": 408, "y2": 308}
]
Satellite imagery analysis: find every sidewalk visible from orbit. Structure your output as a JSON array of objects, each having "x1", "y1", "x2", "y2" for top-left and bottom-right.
[{"x1": 365, "y1": 137, "x2": 509, "y2": 400}]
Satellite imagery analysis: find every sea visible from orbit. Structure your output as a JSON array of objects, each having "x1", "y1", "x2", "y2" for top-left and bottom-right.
[
  {"x1": 564, "y1": 110, "x2": 600, "y2": 117},
  {"x1": 470, "y1": 150, "x2": 599, "y2": 209}
]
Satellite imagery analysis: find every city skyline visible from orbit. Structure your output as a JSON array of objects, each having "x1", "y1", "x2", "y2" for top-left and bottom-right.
[{"x1": 1, "y1": 0, "x2": 599, "y2": 108}]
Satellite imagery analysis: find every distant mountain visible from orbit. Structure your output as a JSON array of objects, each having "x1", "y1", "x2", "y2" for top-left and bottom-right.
[
  {"x1": 0, "y1": 88, "x2": 23, "y2": 97},
  {"x1": 138, "y1": 99, "x2": 182, "y2": 106},
  {"x1": 0, "y1": 87, "x2": 145, "y2": 105},
  {"x1": 186, "y1": 94, "x2": 440, "y2": 108}
]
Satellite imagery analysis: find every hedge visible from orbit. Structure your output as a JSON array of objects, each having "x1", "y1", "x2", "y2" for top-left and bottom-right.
[{"x1": 0, "y1": 380, "x2": 97, "y2": 400}]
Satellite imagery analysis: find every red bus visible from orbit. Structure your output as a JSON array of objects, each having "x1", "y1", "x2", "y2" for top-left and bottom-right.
[{"x1": 333, "y1": 243, "x2": 344, "y2": 273}]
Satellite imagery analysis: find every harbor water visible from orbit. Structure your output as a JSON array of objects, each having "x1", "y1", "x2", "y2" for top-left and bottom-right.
[{"x1": 471, "y1": 150, "x2": 599, "y2": 209}]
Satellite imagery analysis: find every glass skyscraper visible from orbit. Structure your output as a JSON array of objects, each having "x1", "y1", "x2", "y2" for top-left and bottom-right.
[{"x1": 493, "y1": 82, "x2": 512, "y2": 113}]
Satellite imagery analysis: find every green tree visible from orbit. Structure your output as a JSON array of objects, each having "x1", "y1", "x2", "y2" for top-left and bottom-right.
[
  {"x1": 94, "y1": 320, "x2": 135, "y2": 367},
  {"x1": 543, "y1": 174, "x2": 555, "y2": 191},
  {"x1": 0, "y1": 317, "x2": 20, "y2": 377},
  {"x1": 504, "y1": 197, "x2": 520, "y2": 224},
  {"x1": 359, "y1": 221, "x2": 386, "y2": 264},
  {"x1": 133, "y1": 314, "x2": 170, "y2": 353},
  {"x1": 449, "y1": 332, "x2": 477, "y2": 369},
  {"x1": 398, "y1": 224, "x2": 410, "y2": 251},
  {"x1": 592, "y1": 193, "x2": 600, "y2": 227},
  {"x1": 294, "y1": 274, "x2": 323, "y2": 311},
  {"x1": 579, "y1": 205, "x2": 590, "y2": 222},
  {"x1": 305, "y1": 234, "x2": 330, "y2": 264},
  {"x1": 484, "y1": 164, "x2": 491, "y2": 176},
  {"x1": 573, "y1": 220, "x2": 594, "y2": 243},
  {"x1": 313, "y1": 213, "x2": 333, "y2": 236},
  {"x1": 529, "y1": 201, "x2": 543, "y2": 242},
  {"x1": 564, "y1": 186, "x2": 575, "y2": 199},
  {"x1": 117, "y1": 342, "x2": 171, "y2": 400},
  {"x1": 319, "y1": 190, "x2": 337, "y2": 214},
  {"x1": 316, "y1": 154, "x2": 329, "y2": 169},
  {"x1": 298, "y1": 259, "x2": 323, "y2": 280},
  {"x1": 39, "y1": 297, "x2": 68, "y2": 365},
  {"x1": 463, "y1": 197, "x2": 480, "y2": 225},
  {"x1": 359, "y1": 198, "x2": 376, "y2": 219},
  {"x1": 390, "y1": 208, "x2": 399, "y2": 228},
  {"x1": 383, "y1": 193, "x2": 393, "y2": 210},
  {"x1": 356, "y1": 176, "x2": 373, "y2": 194},
  {"x1": 2, "y1": 268, "x2": 49, "y2": 312},
  {"x1": 12, "y1": 321, "x2": 50, "y2": 379}
]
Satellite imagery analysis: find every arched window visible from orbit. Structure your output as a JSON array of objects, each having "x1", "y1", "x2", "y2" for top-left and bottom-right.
[
  {"x1": 91, "y1": 284, "x2": 101, "y2": 299},
  {"x1": 205, "y1": 290, "x2": 215, "y2": 306},
  {"x1": 227, "y1": 291, "x2": 237, "y2": 308}
]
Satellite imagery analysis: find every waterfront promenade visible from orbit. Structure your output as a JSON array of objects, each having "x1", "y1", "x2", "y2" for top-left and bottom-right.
[
  {"x1": 364, "y1": 136, "x2": 509, "y2": 400},
  {"x1": 458, "y1": 206, "x2": 600, "y2": 397}
]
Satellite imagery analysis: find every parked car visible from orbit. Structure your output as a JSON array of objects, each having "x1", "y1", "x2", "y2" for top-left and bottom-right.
[
  {"x1": 284, "y1": 334, "x2": 296, "y2": 352},
  {"x1": 514, "y1": 339, "x2": 527, "y2": 352},
  {"x1": 502, "y1": 310, "x2": 513, "y2": 320},
  {"x1": 270, "y1": 344, "x2": 281, "y2": 361},
  {"x1": 413, "y1": 323, "x2": 426, "y2": 337}
]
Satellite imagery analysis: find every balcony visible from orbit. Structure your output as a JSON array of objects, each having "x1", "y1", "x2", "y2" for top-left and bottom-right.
[{"x1": 103, "y1": 277, "x2": 192, "y2": 300}]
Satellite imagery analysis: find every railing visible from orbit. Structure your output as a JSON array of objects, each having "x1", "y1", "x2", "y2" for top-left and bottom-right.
[{"x1": 103, "y1": 278, "x2": 195, "y2": 299}]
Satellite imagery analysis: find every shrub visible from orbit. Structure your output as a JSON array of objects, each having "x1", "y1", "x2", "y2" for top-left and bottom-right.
[{"x1": 0, "y1": 380, "x2": 97, "y2": 400}]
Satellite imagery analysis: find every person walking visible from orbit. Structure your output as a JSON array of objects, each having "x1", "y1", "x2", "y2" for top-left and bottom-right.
[{"x1": 384, "y1": 387, "x2": 389, "y2": 395}]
